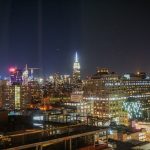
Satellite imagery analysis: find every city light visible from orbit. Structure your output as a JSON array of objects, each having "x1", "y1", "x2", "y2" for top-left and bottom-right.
[
  {"x1": 0, "y1": 1, "x2": 150, "y2": 149},
  {"x1": 9, "y1": 67, "x2": 16, "y2": 72},
  {"x1": 123, "y1": 99, "x2": 142, "y2": 119}
]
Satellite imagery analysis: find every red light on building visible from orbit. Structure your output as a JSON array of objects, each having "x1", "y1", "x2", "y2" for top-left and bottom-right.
[{"x1": 9, "y1": 67, "x2": 16, "y2": 72}]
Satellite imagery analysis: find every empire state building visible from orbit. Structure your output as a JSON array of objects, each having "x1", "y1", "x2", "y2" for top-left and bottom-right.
[{"x1": 73, "y1": 52, "x2": 80, "y2": 80}]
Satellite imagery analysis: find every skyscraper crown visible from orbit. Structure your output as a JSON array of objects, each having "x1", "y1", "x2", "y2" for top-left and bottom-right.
[{"x1": 75, "y1": 51, "x2": 78, "y2": 62}]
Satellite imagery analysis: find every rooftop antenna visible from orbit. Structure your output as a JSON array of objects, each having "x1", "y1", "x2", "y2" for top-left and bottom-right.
[{"x1": 75, "y1": 51, "x2": 78, "y2": 62}]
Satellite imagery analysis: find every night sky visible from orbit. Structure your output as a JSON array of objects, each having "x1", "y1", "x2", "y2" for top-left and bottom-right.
[{"x1": 0, "y1": 0, "x2": 150, "y2": 77}]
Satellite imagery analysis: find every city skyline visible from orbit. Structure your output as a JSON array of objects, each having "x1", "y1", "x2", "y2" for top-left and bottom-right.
[
  {"x1": 0, "y1": 1, "x2": 150, "y2": 149},
  {"x1": 1, "y1": 49, "x2": 150, "y2": 78}
]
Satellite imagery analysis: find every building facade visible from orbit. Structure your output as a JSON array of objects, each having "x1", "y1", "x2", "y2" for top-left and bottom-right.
[
  {"x1": 1, "y1": 80, "x2": 42, "y2": 110},
  {"x1": 83, "y1": 68, "x2": 150, "y2": 125}
]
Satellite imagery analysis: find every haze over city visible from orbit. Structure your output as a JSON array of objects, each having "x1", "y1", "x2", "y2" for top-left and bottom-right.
[{"x1": 0, "y1": 0, "x2": 150, "y2": 76}]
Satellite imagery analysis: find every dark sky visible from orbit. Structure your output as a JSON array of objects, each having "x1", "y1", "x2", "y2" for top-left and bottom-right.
[{"x1": 0, "y1": 0, "x2": 150, "y2": 77}]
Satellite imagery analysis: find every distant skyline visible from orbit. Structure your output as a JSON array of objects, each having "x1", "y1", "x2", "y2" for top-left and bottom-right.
[{"x1": 0, "y1": 0, "x2": 150, "y2": 76}]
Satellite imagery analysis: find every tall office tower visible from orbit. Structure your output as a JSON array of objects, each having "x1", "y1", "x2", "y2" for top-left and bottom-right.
[
  {"x1": 9, "y1": 67, "x2": 23, "y2": 85},
  {"x1": 2, "y1": 81, "x2": 41, "y2": 110},
  {"x1": 14, "y1": 85, "x2": 21, "y2": 110},
  {"x1": 2, "y1": 85, "x2": 21, "y2": 110},
  {"x1": 83, "y1": 68, "x2": 128, "y2": 125},
  {"x1": 73, "y1": 52, "x2": 80, "y2": 80},
  {"x1": 0, "y1": 80, "x2": 7, "y2": 109},
  {"x1": 28, "y1": 81, "x2": 42, "y2": 104}
]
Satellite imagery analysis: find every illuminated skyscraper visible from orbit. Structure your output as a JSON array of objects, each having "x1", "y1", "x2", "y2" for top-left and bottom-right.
[
  {"x1": 73, "y1": 52, "x2": 80, "y2": 80},
  {"x1": 9, "y1": 67, "x2": 23, "y2": 85},
  {"x1": 14, "y1": 85, "x2": 21, "y2": 110}
]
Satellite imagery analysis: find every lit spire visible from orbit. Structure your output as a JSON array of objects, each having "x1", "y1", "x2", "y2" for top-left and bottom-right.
[
  {"x1": 73, "y1": 51, "x2": 80, "y2": 80},
  {"x1": 75, "y1": 51, "x2": 78, "y2": 62},
  {"x1": 25, "y1": 64, "x2": 28, "y2": 71},
  {"x1": 73, "y1": 51, "x2": 80, "y2": 70}
]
